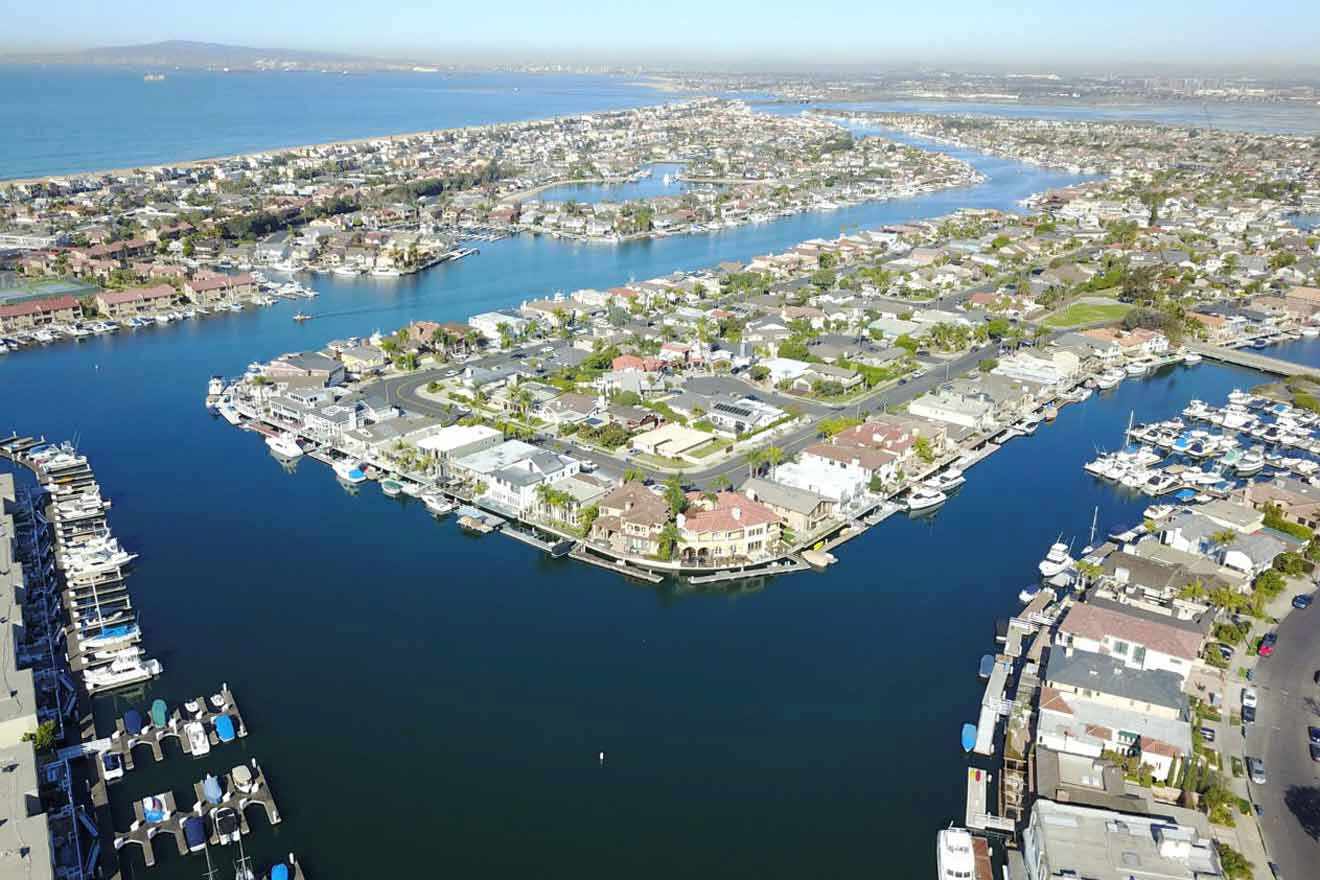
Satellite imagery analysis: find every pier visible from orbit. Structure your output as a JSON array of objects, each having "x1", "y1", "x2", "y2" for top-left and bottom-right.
[{"x1": 1188, "y1": 342, "x2": 1316, "y2": 377}]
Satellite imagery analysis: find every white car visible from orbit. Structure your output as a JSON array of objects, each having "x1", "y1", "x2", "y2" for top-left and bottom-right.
[{"x1": 1242, "y1": 687, "x2": 1258, "y2": 709}]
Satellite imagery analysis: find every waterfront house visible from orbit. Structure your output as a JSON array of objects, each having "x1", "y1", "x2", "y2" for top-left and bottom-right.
[
  {"x1": 676, "y1": 491, "x2": 781, "y2": 566},
  {"x1": 467, "y1": 310, "x2": 530, "y2": 346},
  {"x1": 1042, "y1": 647, "x2": 1187, "y2": 723},
  {"x1": 0, "y1": 295, "x2": 80, "y2": 332},
  {"x1": 800, "y1": 443, "x2": 899, "y2": 490},
  {"x1": 590, "y1": 483, "x2": 672, "y2": 557},
  {"x1": 94, "y1": 284, "x2": 176, "y2": 319},
  {"x1": 741, "y1": 477, "x2": 836, "y2": 539},
  {"x1": 907, "y1": 390, "x2": 995, "y2": 431},
  {"x1": 183, "y1": 272, "x2": 256, "y2": 307},
  {"x1": 339, "y1": 344, "x2": 388, "y2": 374},
  {"x1": 529, "y1": 472, "x2": 612, "y2": 530},
  {"x1": 1036, "y1": 686, "x2": 1190, "y2": 783},
  {"x1": 1055, "y1": 601, "x2": 1203, "y2": 681},
  {"x1": 266, "y1": 352, "x2": 346, "y2": 388},
  {"x1": 453, "y1": 439, "x2": 581, "y2": 515},
  {"x1": 991, "y1": 349, "x2": 1080, "y2": 389},
  {"x1": 1021, "y1": 800, "x2": 1223, "y2": 880}
]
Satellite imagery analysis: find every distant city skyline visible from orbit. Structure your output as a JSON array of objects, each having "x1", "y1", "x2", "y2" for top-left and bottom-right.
[{"x1": 4, "y1": 0, "x2": 1320, "y2": 73}]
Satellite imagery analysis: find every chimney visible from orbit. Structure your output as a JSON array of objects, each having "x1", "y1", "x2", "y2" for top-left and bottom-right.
[
  {"x1": 676, "y1": 513, "x2": 686, "y2": 529},
  {"x1": 732, "y1": 507, "x2": 741, "y2": 521}
]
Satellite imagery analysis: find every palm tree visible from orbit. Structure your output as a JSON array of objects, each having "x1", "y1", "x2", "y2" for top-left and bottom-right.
[
  {"x1": 764, "y1": 445, "x2": 784, "y2": 479},
  {"x1": 744, "y1": 448, "x2": 765, "y2": 480}
]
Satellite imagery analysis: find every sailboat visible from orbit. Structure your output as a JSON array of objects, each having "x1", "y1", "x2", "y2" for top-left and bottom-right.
[{"x1": 234, "y1": 830, "x2": 256, "y2": 880}]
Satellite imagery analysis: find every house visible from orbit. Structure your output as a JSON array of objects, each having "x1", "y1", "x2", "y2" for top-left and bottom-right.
[
  {"x1": 1043, "y1": 647, "x2": 1187, "y2": 722},
  {"x1": 631, "y1": 423, "x2": 712, "y2": 458},
  {"x1": 183, "y1": 272, "x2": 256, "y2": 306},
  {"x1": 1021, "y1": 799, "x2": 1223, "y2": 880},
  {"x1": 265, "y1": 352, "x2": 346, "y2": 387},
  {"x1": 94, "y1": 285, "x2": 175, "y2": 318},
  {"x1": 761, "y1": 357, "x2": 811, "y2": 385},
  {"x1": 590, "y1": 483, "x2": 672, "y2": 557},
  {"x1": 1242, "y1": 477, "x2": 1320, "y2": 530},
  {"x1": 676, "y1": 491, "x2": 781, "y2": 566},
  {"x1": 537, "y1": 392, "x2": 599, "y2": 426},
  {"x1": 468, "y1": 310, "x2": 530, "y2": 345},
  {"x1": 1036, "y1": 686, "x2": 1191, "y2": 783},
  {"x1": 529, "y1": 471, "x2": 612, "y2": 528},
  {"x1": 415, "y1": 424, "x2": 504, "y2": 473},
  {"x1": 1056, "y1": 601, "x2": 1203, "y2": 680},
  {"x1": 801, "y1": 443, "x2": 899, "y2": 489},
  {"x1": 0, "y1": 295, "x2": 80, "y2": 331},
  {"x1": 706, "y1": 397, "x2": 786, "y2": 436},
  {"x1": 741, "y1": 477, "x2": 836, "y2": 538},
  {"x1": 339, "y1": 344, "x2": 388, "y2": 374},
  {"x1": 907, "y1": 391, "x2": 995, "y2": 431},
  {"x1": 793, "y1": 364, "x2": 863, "y2": 394},
  {"x1": 452, "y1": 439, "x2": 580, "y2": 515},
  {"x1": 991, "y1": 349, "x2": 1080, "y2": 388}
]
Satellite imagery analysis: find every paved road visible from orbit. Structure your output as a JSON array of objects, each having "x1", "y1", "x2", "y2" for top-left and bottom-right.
[{"x1": 1247, "y1": 595, "x2": 1320, "y2": 879}]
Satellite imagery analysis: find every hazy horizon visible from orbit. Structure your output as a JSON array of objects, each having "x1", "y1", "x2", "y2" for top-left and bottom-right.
[{"x1": 4, "y1": 0, "x2": 1320, "y2": 76}]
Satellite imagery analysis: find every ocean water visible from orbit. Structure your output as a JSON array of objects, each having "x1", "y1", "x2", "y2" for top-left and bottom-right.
[{"x1": 0, "y1": 67, "x2": 667, "y2": 180}]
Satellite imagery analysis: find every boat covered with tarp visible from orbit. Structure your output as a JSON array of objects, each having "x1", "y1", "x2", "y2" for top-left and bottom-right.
[
  {"x1": 202, "y1": 774, "x2": 224, "y2": 805},
  {"x1": 215, "y1": 714, "x2": 236, "y2": 743},
  {"x1": 960, "y1": 723, "x2": 977, "y2": 752},
  {"x1": 124, "y1": 708, "x2": 144, "y2": 735},
  {"x1": 150, "y1": 698, "x2": 168, "y2": 727},
  {"x1": 183, "y1": 815, "x2": 207, "y2": 852}
]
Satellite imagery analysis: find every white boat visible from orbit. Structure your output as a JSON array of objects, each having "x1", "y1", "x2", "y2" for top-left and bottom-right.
[
  {"x1": 1037, "y1": 541, "x2": 1074, "y2": 578},
  {"x1": 1125, "y1": 360, "x2": 1149, "y2": 377},
  {"x1": 333, "y1": 459, "x2": 368, "y2": 484},
  {"x1": 423, "y1": 492, "x2": 455, "y2": 516},
  {"x1": 371, "y1": 267, "x2": 402, "y2": 277},
  {"x1": 937, "y1": 828, "x2": 977, "y2": 880},
  {"x1": 1183, "y1": 351, "x2": 1203, "y2": 365},
  {"x1": 380, "y1": 478, "x2": 404, "y2": 497},
  {"x1": 1302, "y1": 326, "x2": 1320, "y2": 339},
  {"x1": 1236, "y1": 449, "x2": 1265, "y2": 475},
  {"x1": 83, "y1": 655, "x2": 162, "y2": 692},
  {"x1": 924, "y1": 468, "x2": 966, "y2": 492},
  {"x1": 332, "y1": 266, "x2": 361, "y2": 277},
  {"x1": 185, "y1": 720, "x2": 211, "y2": 756},
  {"x1": 906, "y1": 487, "x2": 948, "y2": 512},
  {"x1": 265, "y1": 433, "x2": 304, "y2": 458},
  {"x1": 1092, "y1": 370, "x2": 1123, "y2": 390},
  {"x1": 292, "y1": 312, "x2": 312, "y2": 322}
]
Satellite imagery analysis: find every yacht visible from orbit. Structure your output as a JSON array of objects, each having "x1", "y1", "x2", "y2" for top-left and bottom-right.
[
  {"x1": 79, "y1": 624, "x2": 140, "y2": 651},
  {"x1": 380, "y1": 478, "x2": 404, "y2": 497},
  {"x1": 83, "y1": 654, "x2": 162, "y2": 693},
  {"x1": 333, "y1": 459, "x2": 368, "y2": 484},
  {"x1": 1302, "y1": 326, "x2": 1320, "y2": 339},
  {"x1": 1142, "y1": 471, "x2": 1180, "y2": 495},
  {"x1": 332, "y1": 266, "x2": 361, "y2": 277},
  {"x1": 1038, "y1": 541, "x2": 1074, "y2": 578},
  {"x1": 213, "y1": 806, "x2": 241, "y2": 845},
  {"x1": 1236, "y1": 448, "x2": 1265, "y2": 476},
  {"x1": 218, "y1": 398, "x2": 243, "y2": 426},
  {"x1": 906, "y1": 487, "x2": 948, "y2": 512},
  {"x1": 292, "y1": 312, "x2": 312, "y2": 322},
  {"x1": 265, "y1": 433, "x2": 304, "y2": 458},
  {"x1": 936, "y1": 828, "x2": 978, "y2": 880},
  {"x1": 924, "y1": 468, "x2": 966, "y2": 493},
  {"x1": 1125, "y1": 360, "x2": 1149, "y2": 377},
  {"x1": 1092, "y1": 369, "x2": 1124, "y2": 390},
  {"x1": 1183, "y1": 350, "x2": 1203, "y2": 365}
]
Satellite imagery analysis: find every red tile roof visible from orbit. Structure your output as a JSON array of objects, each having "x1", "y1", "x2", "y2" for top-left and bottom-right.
[
  {"x1": 0, "y1": 295, "x2": 79, "y2": 319},
  {"x1": 97, "y1": 285, "x2": 174, "y2": 305},
  {"x1": 1060, "y1": 603, "x2": 1202, "y2": 660},
  {"x1": 679, "y1": 491, "x2": 778, "y2": 534}
]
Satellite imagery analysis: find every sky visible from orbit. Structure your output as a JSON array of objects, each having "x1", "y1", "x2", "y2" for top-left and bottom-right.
[{"x1": 4, "y1": 0, "x2": 1319, "y2": 72}]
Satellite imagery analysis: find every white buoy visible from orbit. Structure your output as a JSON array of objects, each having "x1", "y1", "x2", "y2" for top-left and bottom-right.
[{"x1": 598, "y1": 751, "x2": 605, "y2": 765}]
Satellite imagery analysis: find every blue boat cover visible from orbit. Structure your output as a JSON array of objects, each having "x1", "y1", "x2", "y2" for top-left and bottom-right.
[
  {"x1": 150, "y1": 699, "x2": 168, "y2": 727},
  {"x1": 977, "y1": 655, "x2": 995, "y2": 678},
  {"x1": 1174, "y1": 489, "x2": 1198, "y2": 501},
  {"x1": 183, "y1": 816, "x2": 206, "y2": 848},
  {"x1": 143, "y1": 798, "x2": 165, "y2": 823},
  {"x1": 961, "y1": 723, "x2": 977, "y2": 752},
  {"x1": 203, "y1": 774, "x2": 223, "y2": 805},
  {"x1": 124, "y1": 709, "x2": 144, "y2": 735},
  {"x1": 215, "y1": 715, "x2": 236, "y2": 743},
  {"x1": 271, "y1": 865, "x2": 289, "y2": 880}
]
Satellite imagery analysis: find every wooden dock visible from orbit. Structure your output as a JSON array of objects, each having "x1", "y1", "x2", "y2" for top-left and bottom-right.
[
  {"x1": 1189, "y1": 342, "x2": 1315, "y2": 377},
  {"x1": 568, "y1": 545, "x2": 664, "y2": 583}
]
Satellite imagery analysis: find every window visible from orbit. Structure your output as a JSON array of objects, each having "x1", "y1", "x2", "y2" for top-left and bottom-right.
[{"x1": 1112, "y1": 640, "x2": 1129, "y2": 656}]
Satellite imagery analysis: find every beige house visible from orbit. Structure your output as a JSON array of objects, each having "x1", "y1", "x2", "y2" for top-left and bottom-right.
[
  {"x1": 184, "y1": 272, "x2": 257, "y2": 307},
  {"x1": 95, "y1": 284, "x2": 176, "y2": 318},
  {"x1": 676, "y1": 491, "x2": 781, "y2": 566},
  {"x1": 590, "y1": 483, "x2": 672, "y2": 557}
]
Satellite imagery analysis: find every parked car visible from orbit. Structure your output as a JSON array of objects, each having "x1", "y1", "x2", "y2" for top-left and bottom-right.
[
  {"x1": 1311, "y1": 743, "x2": 1320, "y2": 764},
  {"x1": 1309, "y1": 726, "x2": 1320, "y2": 746},
  {"x1": 1247, "y1": 757, "x2": 1267, "y2": 784},
  {"x1": 1217, "y1": 643, "x2": 1234, "y2": 662},
  {"x1": 1243, "y1": 687, "x2": 1258, "y2": 709},
  {"x1": 1258, "y1": 632, "x2": 1278, "y2": 656},
  {"x1": 1293, "y1": 593, "x2": 1313, "y2": 609},
  {"x1": 1243, "y1": 705, "x2": 1257, "y2": 724},
  {"x1": 1200, "y1": 726, "x2": 1216, "y2": 743},
  {"x1": 1269, "y1": 862, "x2": 1283, "y2": 880}
]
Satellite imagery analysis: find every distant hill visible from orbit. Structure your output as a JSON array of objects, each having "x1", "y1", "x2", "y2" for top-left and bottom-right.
[{"x1": 2, "y1": 40, "x2": 401, "y2": 70}]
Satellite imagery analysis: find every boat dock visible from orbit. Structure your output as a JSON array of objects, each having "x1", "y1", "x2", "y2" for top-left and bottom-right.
[
  {"x1": 1188, "y1": 342, "x2": 1312, "y2": 376},
  {"x1": 95, "y1": 686, "x2": 249, "y2": 784},
  {"x1": 113, "y1": 759, "x2": 282, "y2": 866},
  {"x1": 568, "y1": 545, "x2": 665, "y2": 583},
  {"x1": 686, "y1": 555, "x2": 810, "y2": 585}
]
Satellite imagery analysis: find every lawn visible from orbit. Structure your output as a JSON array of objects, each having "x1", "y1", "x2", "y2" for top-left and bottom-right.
[{"x1": 1043, "y1": 301, "x2": 1133, "y2": 328}]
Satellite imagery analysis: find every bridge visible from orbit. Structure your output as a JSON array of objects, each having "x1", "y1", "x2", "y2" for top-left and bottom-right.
[{"x1": 1188, "y1": 343, "x2": 1318, "y2": 377}]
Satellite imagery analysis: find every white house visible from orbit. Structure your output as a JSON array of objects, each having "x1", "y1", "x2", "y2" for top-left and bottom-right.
[{"x1": 452, "y1": 439, "x2": 580, "y2": 514}]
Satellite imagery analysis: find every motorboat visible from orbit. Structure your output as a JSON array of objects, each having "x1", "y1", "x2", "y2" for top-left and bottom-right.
[
  {"x1": 101, "y1": 751, "x2": 125, "y2": 782},
  {"x1": 292, "y1": 312, "x2": 312, "y2": 322},
  {"x1": 232, "y1": 763, "x2": 256, "y2": 794},
  {"x1": 1183, "y1": 350, "x2": 1203, "y2": 365},
  {"x1": 1038, "y1": 541, "x2": 1074, "y2": 578},
  {"x1": 264, "y1": 433, "x2": 304, "y2": 459},
  {"x1": 423, "y1": 493, "x2": 455, "y2": 516},
  {"x1": 141, "y1": 795, "x2": 168, "y2": 824},
  {"x1": 1303, "y1": 326, "x2": 1320, "y2": 339},
  {"x1": 923, "y1": 468, "x2": 966, "y2": 493},
  {"x1": 215, "y1": 714, "x2": 237, "y2": 743},
  {"x1": 1236, "y1": 449, "x2": 1266, "y2": 476},
  {"x1": 185, "y1": 720, "x2": 211, "y2": 756},
  {"x1": 218, "y1": 399, "x2": 243, "y2": 426},
  {"x1": 83, "y1": 655, "x2": 162, "y2": 693},
  {"x1": 1141, "y1": 471, "x2": 1180, "y2": 496},
  {"x1": 79, "y1": 624, "x2": 139, "y2": 651},
  {"x1": 1092, "y1": 369, "x2": 1124, "y2": 390},
  {"x1": 333, "y1": 459, "x2": 368, "y2": 484},
  {"x1": 183, "y1": 815, "x2": 207, "y2": 852},
  {"x1": 906, "y1": 487, "x2": 948, "y2": 512},
  {"x1": 203, "y1": 773, "x2": 225, "y2": 805},
  {"x1": 937, "y1": 827, "x2": 978, "y2": 880},
  {"x1": 380, "y1": 478, "x2": 404, "y2": 497},
  {"x1": 213, "y1": 806, "x2": 241, "y2": 845},
  {"x1": 1125, "y1": 360, "x2": 1149, "y2": 377}
]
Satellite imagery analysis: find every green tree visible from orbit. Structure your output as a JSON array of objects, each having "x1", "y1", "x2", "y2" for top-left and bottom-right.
[
  {"x1": 1215, "y1": 843, "x2": 1252, "y2": 880},
  {"x1": 764, "y1": 445, "x2": 784, "y2": 479},
  {"x1": 657, "y1": 522, "x2": 680, "y2": 561},
  {"x1": 913, "y1": 436, "x2": 935, "y2": 465},
  {"x1": 623, "y1": 467, "x2": 646, "y2": 483},
  {"x1": 22, "y1": 720, "x2": 58, "y2": 753}
]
